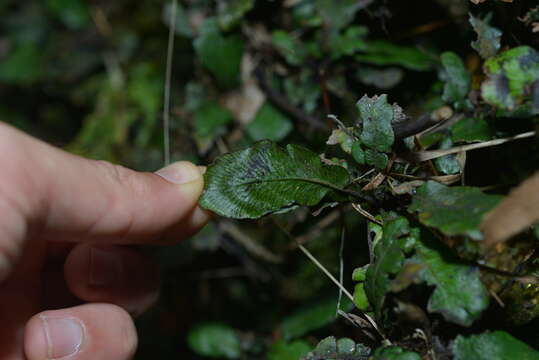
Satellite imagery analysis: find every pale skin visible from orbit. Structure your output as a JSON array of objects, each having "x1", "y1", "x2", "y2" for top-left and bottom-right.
[{"x1": 0, "y1": 123, "x2": 210, "y2": 359}]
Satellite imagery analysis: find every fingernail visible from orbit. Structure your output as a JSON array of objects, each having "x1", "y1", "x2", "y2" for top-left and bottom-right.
[
  {"x1": 155, "y1": 161, "x2": 201, "y2": 185},
  {"x1": 40, "y1": 316, "x2": 84, "y2": 359},
  {"x1": 89, "y1": 247, "x2": 122, "y2": 287}
]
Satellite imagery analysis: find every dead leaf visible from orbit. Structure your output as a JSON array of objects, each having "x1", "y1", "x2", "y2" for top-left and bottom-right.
[
  {"x1": 222, "y1": 53, "x2": 265, "y2": 124},
  {"x1": 362, "y1": 172, "x2": 386, "y2": 191},
  {"x1": 481, "y1": 171, "x2": 539, "y2": 246}
]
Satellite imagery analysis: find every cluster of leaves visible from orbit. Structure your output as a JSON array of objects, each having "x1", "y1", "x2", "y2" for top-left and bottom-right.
[{"x1": 2, "y1": 0, "x2": 539, "y2": 359}]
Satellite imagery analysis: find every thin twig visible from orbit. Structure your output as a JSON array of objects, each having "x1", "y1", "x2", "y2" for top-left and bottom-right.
[
  {"x1": 220, "y1": 221, "x2": 283, "y2": 263},
  {"x1": 336, "y1": 224, "x2": 345, "y2": 315},
  {"x1": 402, "y1": 131, "x2": 536, "y2": 162},
  {"x1": 162, "y1": 0, "x2": 177, "y2": 166},
  {"x1": 352, "y1": 203, "x2": 382, "y2": 225},
  {"x1": 276, "y1": 222, "x2": 385, "y2": 338}
]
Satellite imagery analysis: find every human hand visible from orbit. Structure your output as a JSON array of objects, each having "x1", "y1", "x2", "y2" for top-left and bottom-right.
[{"x1": 0, "y1": 123, "x2": 209, "y2": 359}]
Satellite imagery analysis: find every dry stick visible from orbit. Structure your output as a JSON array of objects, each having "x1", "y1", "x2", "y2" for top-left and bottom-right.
[
  {"x1": 336, "y1": 224, "x2": 345, "y2": 315},
  {"x1": 220, "y1": 221, "x2": 283, "y2": 264},
  {"x1": 406, "y1": 131, "x2": 536, "y2": 162},
  {"x1": 162, "y1": 0, "x2": 177, "y2": 166},
  {"x1": 276, "y1": 223, "x2": 385, "y2": 339}
]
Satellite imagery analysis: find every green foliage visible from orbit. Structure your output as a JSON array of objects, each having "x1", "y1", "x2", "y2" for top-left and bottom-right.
[
  {"x1": 194, "y1": 18, "x2": 244, "y2": 88},
  {"x1": 371, "y1": 346, "x2": 421, "y2": 360},
  {"x1": 268, "y1": 340, "x2": 312, "y2": 360},
  {"x1": 356, "y1": 40, "x2": 435, "y2": 71},
  {"x1": 302, "y1": 336, "x2": 371, "y2": 360},
  {"x1": 440, "y1": 52, "x2": 471, "y2": 110},
  {"x1": 469, "y1": 13, "x2": 502, "y2": 59},
  {"x1": 363, "y1": 216, "x2": 417, "y2": 320},
  {"x1": 187, "y1": 323, "x2": 241, "y2": 359},
  {"x1": 408, "y1": 182, "x2": 502, "y2": 240},
  {"x1": 5, "y1": 1, "x2": 539, "y2": 358},
  {"x1": 281, "y1": 297, "x2": 353, "y2": 340},
  {"x1": 481, "y1": 46, "x2": 539, "y2": 115},
  {"x1": 409, "y1": 234, "x2": 489, "y2": 326},
  {"x1": 450, "y1": 117, "x2": 493, "y2": 143},
  {"x1": 452, "y1": 331, "x2": 539, "y2": 360},
  {"x1": 200, "y1": 141, "x2": 350, "y2": 219},
  {"x1": 246, "y1": 103, "x2": 293, "y2": 142},
  {"x1": 217, "y1": 0, "x2": 254, "y2": 31}
]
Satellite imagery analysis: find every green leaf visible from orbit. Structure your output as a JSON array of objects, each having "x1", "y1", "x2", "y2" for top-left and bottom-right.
[
  {"x1": 450, "y1": 117, "x2": 493, "y2": 142},
  {"x1": 269, "y1": 340, "x2": 312, "y2": 360},
  {"x1": 364, "y1": 216, "x2": 417, "y2": 319},
  {"x1": 452, "y1": 331, "x2": 539, "y2": 360},
  {"x1": 187, "y1": 323, "x2": 240, "y2": 359},
  {"x1": 356, "y1": 40, "x2": 435, "y2": 71},
  {"x1": 327, "y1": 128, "x2": 355, "y2": 154},
  {"x1": 315, "y1": 0, "x2": 364, "y2": 30},
  {"x1": 217, "y1": 0, "x2": 254, "y2": 31},
  {"x1": 302, "y1": 337, "x2": 371, "y2": 360},
  {"x1": 481, "y1": 46, "x2": 539, "y2": 114},
  {"x1": 47, "y1": 0, "x2": 90, "y2": 29},
  {"x1": 469, "y1": 13, "x2": 502, "y2": 59},
  {"x1": 272, "y1": 30, "x2": 308, "y2": 66},
  {"x1": 409, "y1": 234, "x2": 489, "y2": 326},
  {"x1": 356, "y1": 67, "x2": 404, "y2": 90},
  {"x1": 0, "y1": 42, "x2": 42, "y2": 84},
  {"x1": 371, "y1": 346, "x2": 421, "y2": 360},
  {"x1": 434, "y1": 138, "x2": 461, "y2": 175},
  {"x1": 281, "y1": 297, "x2": 353, "y2": 340},
  {"x1": 200, "y1": 141, "x2": 351, "y2": 219},
  {"x1": 194, "y1": 101, "x2": 233, "y2": 140},
  {"x1": 246, "y1": 103, "x2": 293, "y2": 142},
  {"x1": 330, "y1": 26, "x2": 368, "y2": 59},
  {"x1": 351, "y1": 141, "x2": 366, "y2": 164},
  {"x1": 353, "y1": 282, "x2": 369, "y2": 310},
  {"x1": 194, "y1": 18, "x2": 244, "y2": 88},
  {"x1": 440, "y1": 52, "x2": 471, "y2": 110},
  {"x1": 357, "y1": 94, "x2": 395, "y2": 153},
  {"x1": 408, "y1": 181, "x2": 502, "y2": 240},
  {"x1": 365, "y1": 149, "x2": 389, "y2": 170}
]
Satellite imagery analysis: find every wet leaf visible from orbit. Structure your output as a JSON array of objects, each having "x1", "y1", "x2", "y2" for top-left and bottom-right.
[
  {"x1": 357, "y1": 94, "x2": 395, "y2": 152},
  {"x1": 408, "y1": 181, "x2": 502, "y2": 240},
  {"x1": 481, "y1": 46, "x2": 539, "y2": 114},
  {"x1": 450, "y1": 117, "x2": 493, "y2": 142},
  {"x1": 217, "y1": 0, "x2": 254, "y2": 31},
  {"x1": 194, "y1": 18, "x2": 244, "y2": 88},
  {"x1": 246, "y1": 103, "x2": 293, "y2": 142},
  {"x1": 281, "y1": 297, "x2": 353, "y2": 340},
  {"x1": 302, "y1": 336, "x2": 371, "y2": 360},
  {"x1": 409, "y1": 234, "x2": 489, "y2": 326},
  {"x1": 481, "y1": 171, "x2": 539, "y2": 247},
  {"x1": 371, "y1": 346, "x2": 421, "y2": 360},
  {"x1": 356, "y1": 40, "x2": 435, "y2": 71},
  {"x1": 187, "y1": 323, "x2": 240, "y2": 359},
  {"x1": 452, "y1": 331, "x2": 539, "y2": 360},
  {"x1": 268, "y1": 340, "x2": 312, "y2": 360},
  {"x1": 200, "y1": 141, "x2": 351, "y2": 219},
  {"x1": 356, "y1": 67, "x2": 404, "y2": 90},
  {"x1": 440, "y1": 52, "x2": 471, "y2": 110},
  {"x1": 469, "y1": 13, "x2": 502, "y2": 59}
]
